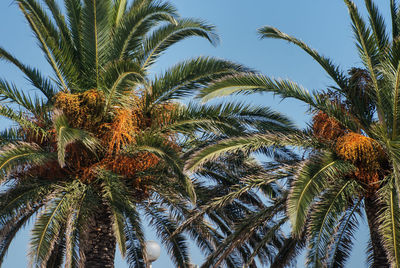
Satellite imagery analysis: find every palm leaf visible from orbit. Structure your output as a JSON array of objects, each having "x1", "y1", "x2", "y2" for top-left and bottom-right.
[
  {"x1": 258, "y1": 26, "x2": 347, "y2": 90},
  {"x1": 379, "y1": 184, "x2": 400, "y2": 266},
  {"x1": 306, "y1": 180, "x2": 358, "y2": 267},
  {"x1": 81, "y1": 0, "x2": 113, "y2": 88},
  {"x1": 139, "y1": 19, "x2": 219, "y2": 68},
  {"x1": 53, "y1": 112, "x2": 101, "y2": 167},
  {"x1": 287, "y1": 153, "x2": 355, "y2": 236},
  {"x1": 111, "y1": 0, "x2": 177, "y2": 60}
]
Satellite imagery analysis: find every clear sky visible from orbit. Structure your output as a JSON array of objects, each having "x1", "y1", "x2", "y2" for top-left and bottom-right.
[{"x1": 0, "y1": 0, "x2": 390, "y2": 267}]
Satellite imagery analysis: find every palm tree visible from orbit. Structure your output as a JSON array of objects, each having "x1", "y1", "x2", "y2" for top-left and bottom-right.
[
  {"x1": 0, "y1": 0, "x2": 295, "y2": 267},
  {"x1": 186, "y1": 0, "x2": 400, "y2": 267}
]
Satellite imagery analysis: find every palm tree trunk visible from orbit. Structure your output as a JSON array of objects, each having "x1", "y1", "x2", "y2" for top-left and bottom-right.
[
  {"x1": 364, "y1": 195, "x2": 389, "y2": 268},
  {"x1": 81, "y1": 203, "x2": 116, "y2": 268}
]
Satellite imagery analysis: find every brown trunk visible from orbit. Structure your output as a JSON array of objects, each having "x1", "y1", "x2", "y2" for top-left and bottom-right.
[
  {"x1": 364, "y1": 195, "x2": 390, "y2": 268},
  {"x1": 80, "y1": 203, "x2": 116, "y2": 268}
]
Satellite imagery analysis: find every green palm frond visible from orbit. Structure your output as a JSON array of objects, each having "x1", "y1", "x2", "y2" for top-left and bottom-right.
[
  {"x1": 0, "y1": 206, "x2": 40, "y2": 266},
  {"x1": 392, "y1": 0, "x2": 400, "y2": 39},
  {"x1": 111, "y1": 1, "x2": 177, "y2": 60},
  {"x1": 81, "y1": 0, "x2": 113, "y2": 88},
  {"x1": 327, "y1": 199, "x2": 362, "y2": 268},
  {"x1": 0, "y1": 47, "x2": 57, "y2": 99},
  {"x1": 45, "y1": 232, "x2": 66, "y2": 268},
  {"x1": 200, "y1": 203, "x2": 283, "y2": 268},
  {"x1": 100, "y1": 171, "x2": 131, "y2": 257},
  {"x1": 29, "y1": 181, "x2": 84, "y2": 267},
  {"x1": 65, "y1": 0, "x2": 83, "y2": 70},
  {"x1": 139, "y1": 19, "x2": 219, "y2": 69},
  {"x1": 144, "y1": 206, "x2": 190, "y2": 268},
  {"x1": 0, "y1": 105, "x2": 47, "y2": 138},
  {"x1": 306, "y1": 180, "x2": 359, "y2": 267},
  {"x1": 258, "y1": 26, "x2": 347, "y2": 90},
  {"x1": 0, "y1": 128, "x2": 22, "y2": 145},
  {"x1": 124, "y1": 213, "x2": 146, "y2": 268},
  {"x1": 185, "y1": 132, "x2": 306, "y2": 173},
  {"x1": 270, "y1": 235, "x2": 306, "y2": 268},
  {"x1": 200, "y1": 74, "x2": 360, "y2": 131},
  {"x1": 243, "y1": 218, "x2": 287, "y2": 267},
  {"x1": 0, "y1": 79, "x2": 48, "y2": 117},
  {"x1": 112, "y1": 0, "x2": 127, "y2": 26},
  {"x1": 133, "y1": 133, "x2": 196, "y2": 203},
  {"x1": 379, "y1": 184, "x2": 400, "y2": 266},
  {"x1": 54, "y1": 112, "x2": 101, "y2": 167},
  {"x1": 344, "y1": 0, "x2": 386, "y2": 124},
  {"x1": 167, "y1": 102, "x2": 294, "y2": 137},
  {"x1": 0, "y1": 143, "x2": 54, "y2": 178},
  {"x1": 365, "y1": 0, "x2": 389, "y2": 52},
  {"x1": 150, "y1": 57, "x2": 250, "y2": 105},
  {"x1": 287, "y1": 153, "x2": 355, "y2": 236},
  {"x1": 43, "y1": 0, "x2": 72, "y2": 45},
  {"x1": 17, "y1": 1, "x2": 69, "y2": 91},
  {"x1": 101, "y1": 60, "x2": 145, "y2": 112}
]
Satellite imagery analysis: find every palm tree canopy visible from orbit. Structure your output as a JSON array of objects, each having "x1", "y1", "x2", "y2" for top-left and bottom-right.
[
  {"x1": 187, "y1": 0, "x2": 400, "y2": 267},
  {"x1": 0, "y1": 0, "x2": 297, "y2": 267}
]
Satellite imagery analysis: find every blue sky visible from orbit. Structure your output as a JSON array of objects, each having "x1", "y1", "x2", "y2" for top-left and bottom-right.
[{"x1": 0, "y1": 0, "x2": 390, "y2": 267}]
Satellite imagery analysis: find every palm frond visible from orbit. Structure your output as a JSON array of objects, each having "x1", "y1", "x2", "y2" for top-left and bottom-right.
[
  {"x1": 327, "y1": 199, "x2": 362, "y2": 268},
  {"x1": 144, "y1": 206, "x2": 190, "y2": 268},
  {"x1": 379, "y1": 184, "x2": 400, "y2": 266},
  {"x1": 53, "y1": 112, "x2": 101, "y2": 167},
  {"x1": 150, "y1": 57, "x2": 250, "y2": 105},
  {"x1": 0, "y1": 47, "x2": 57, "y2": 99},
  {"x1": 111, "y1": 0, "x2": 177, "y2": 60},
  {"x1": 0, "y1": 79, "x2": 48, "y2": 117},
  {"x1": 306, "y1": 180, "x2": 358, "y2": 267},
  {"x1": 0, "y1": 206, "x2": 40, "y2": 266},
  {"x1": 0, "y1": 142, "x2": 54, "y2": 178},
  {"x1": 391, "y1": 0, "x2": 400, "y2": 39},
  {"x1": 258, "y1": 26, "x2": 347, "y2": 90},
  {"x1": 201, "y1": 73, "x2": 361, "y2": 131},
  {"x1": 139, "y1": 19, "x2": 219, "y2": 69},
  {"x1": 29, "y1": 182, "x2": 84, "y2": 267},
  {"x1": 185, "y1": 131, "x2": 307, "y2": 173},
  {"x1": 101, "y1": 60, "x2": 145, "y2": 113},
  {"x1": 17, "y1": 1, "x2": 69, "y2": 91},
  {"x1": 365, "y1": 0, "x2": 389, "y2": 52},
  {"x1": 133, "y1": 133, "x2": 196, "y2": 203},
  {"x1": 287, "y1": 153, "x2": 355, "y2": 236},
  {"x1": 81, "y1": 0, "x2": 113, "y2": 88}
]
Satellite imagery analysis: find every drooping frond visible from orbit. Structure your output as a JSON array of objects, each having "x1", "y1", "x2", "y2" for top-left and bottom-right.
[
  {"x1": 287, "y1": 153, "x2": 355, "y2": 236},
  {"x1": 0, "y1": 142, "x2": 54, "y2": 179},
  {"x1": 379, "y1": 184, "x2": 400, "y2": 266},
  {"x1": 29, "y1": 181, "x2": 85, "y2": 267},
  {"x1": 185, "y1": 132, "x2": 307, "y2": 173},
  {"x1": 200, "y1": 74, "x2": 360, "y2": 132},
  {"x1": 306, "y1": 180, "x2": 359, "y2": 267},
  {"x1": 144, "y1": 206, "x2": 191, "y2": 267},
  {"x1": 53, "y1": 112, "x2": 101, "y2": 167},
  {"x1": 0, "y1": 47, "x2": 57, "y2": 99},
  {"x1": 258, "y1": 26, "x2": 348, "y2": 90},
  {"x1": 327, "y1": 199, "x2": 362, "y2": 268},
  {"x1": 133, "y1": 133, "x2": 196, "y2": 203}
]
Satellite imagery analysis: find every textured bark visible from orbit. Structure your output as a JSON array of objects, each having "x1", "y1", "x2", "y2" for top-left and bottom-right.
[
  {"x1": 364, "y1": 195, "x2": 390, "y2": 268},
  {"x1": 80, "y1": 203, "x2": 116, "y2": 268}
]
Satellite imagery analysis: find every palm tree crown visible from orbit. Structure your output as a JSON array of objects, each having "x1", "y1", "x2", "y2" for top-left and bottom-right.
[
  {"x1": 187, "y1": 0, "x2": 400, "y2": 267},
  {"x1": 0, "y1": 0, "x2": 294, "y2": 267}
]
